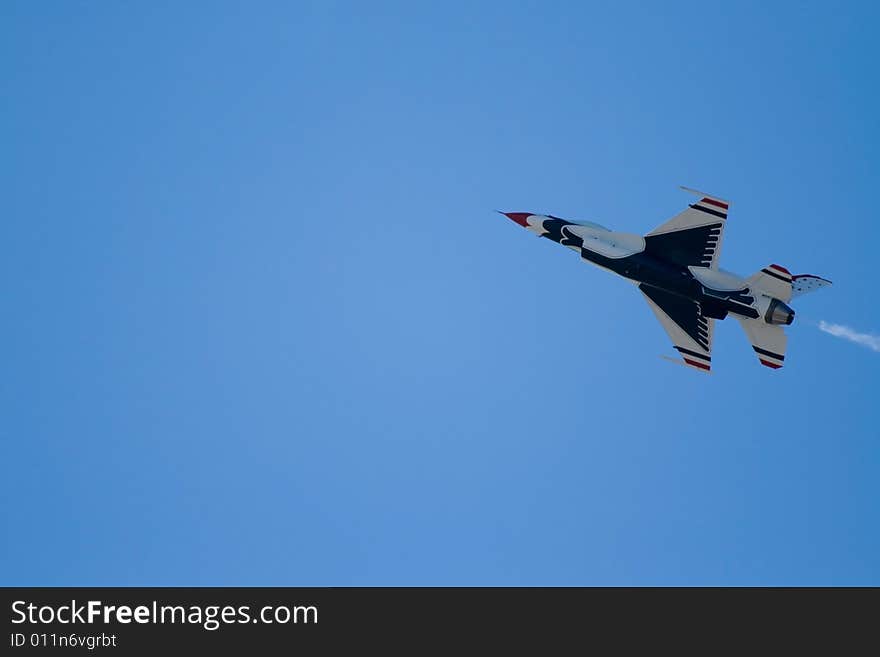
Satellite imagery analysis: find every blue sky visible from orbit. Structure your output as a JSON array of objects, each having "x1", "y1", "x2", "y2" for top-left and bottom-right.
[{"x1": 2, "y1": 1, "x2": 878, "y2": 585}]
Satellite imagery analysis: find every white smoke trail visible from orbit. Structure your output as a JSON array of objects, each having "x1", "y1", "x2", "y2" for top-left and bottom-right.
[{"x1": 818, "y1": 321, "x2": 880, "y2": 353}]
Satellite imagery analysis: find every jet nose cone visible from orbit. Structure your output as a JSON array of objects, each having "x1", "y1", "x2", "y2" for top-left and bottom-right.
[{"x1": 500, "y1": 212, "x2": 531, "y2": 227}]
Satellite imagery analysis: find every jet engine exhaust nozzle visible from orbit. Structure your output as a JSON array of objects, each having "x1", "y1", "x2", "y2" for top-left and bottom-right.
[{"x1": 765, "y1": 298, "x2": 795, "y2": 326}]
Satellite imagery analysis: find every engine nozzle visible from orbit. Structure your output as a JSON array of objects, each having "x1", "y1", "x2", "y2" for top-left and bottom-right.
[{"x1": 765, "y1": 298, "x2": 795, "y2": 325}]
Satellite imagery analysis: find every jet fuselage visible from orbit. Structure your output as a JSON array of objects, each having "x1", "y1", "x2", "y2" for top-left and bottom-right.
[{"x1": 506, "y1": 212, "x2": 776, "y2": 324}]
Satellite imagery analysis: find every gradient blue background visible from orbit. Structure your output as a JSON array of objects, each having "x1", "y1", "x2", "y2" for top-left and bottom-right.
[{"x1": 3, "y1": 1, "x2": 878, "y2": 585}]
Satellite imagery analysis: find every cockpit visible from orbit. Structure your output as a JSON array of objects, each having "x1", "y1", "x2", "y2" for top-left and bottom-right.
[{"x1": 549, "y1": 215, "x2": 610, "y2": 231}]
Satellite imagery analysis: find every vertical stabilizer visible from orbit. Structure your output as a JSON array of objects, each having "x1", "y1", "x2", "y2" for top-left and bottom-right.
[{"x1": 791, "y1": 274, "x2": 832, "y2": 299}]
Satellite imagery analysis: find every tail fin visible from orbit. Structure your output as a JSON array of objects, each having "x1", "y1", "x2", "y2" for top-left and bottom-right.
[
  {"x1": 738, "y1": 318, "x2": 787, "y2": 369},
  {"x1": 747, "y1": 264, "x2": 792, "y2": 302},
  {"x1": 791, "y1": 274, "x2": 832, "y2": 299}
]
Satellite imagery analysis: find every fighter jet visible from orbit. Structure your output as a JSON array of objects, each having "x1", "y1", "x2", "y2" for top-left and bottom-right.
[{"x1": 502, "y1": 187, "x2": 831, "y2": 372}]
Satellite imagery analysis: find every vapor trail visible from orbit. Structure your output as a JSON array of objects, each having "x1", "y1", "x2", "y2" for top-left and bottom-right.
[{"x1": 818, "y1": 321, "x2": 880, "y2": 353}]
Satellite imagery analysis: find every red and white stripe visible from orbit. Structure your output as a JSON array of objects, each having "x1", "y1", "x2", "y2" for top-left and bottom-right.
[
  {"x1": 675, "y1": 346, "x2": 711, "y2": 371},
  {"x1": 754, "y1": 347, "x2": 785, "y2": 369},
  {"x1": 762, "y1": 264, "x2": 792, "y2": 283},
  {"x1": 693, "y1": 197, "x2": 729, "y2": 218}
]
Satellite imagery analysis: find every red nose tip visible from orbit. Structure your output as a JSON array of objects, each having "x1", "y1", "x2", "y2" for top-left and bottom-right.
[{"x1": 501, "y1": 212, "x2": 531, "y2": 227}]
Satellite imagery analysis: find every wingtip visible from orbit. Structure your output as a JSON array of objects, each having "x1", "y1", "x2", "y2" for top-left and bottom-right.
[
  {"x1": 660, "y1": 355, "x2": 712, "y2": 374},
  {"x1": 679, "y1": 185, "x2": 731, "y2": 206}
]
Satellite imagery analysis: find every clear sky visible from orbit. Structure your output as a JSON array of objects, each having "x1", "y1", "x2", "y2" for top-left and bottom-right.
[{"x1": 3, "y1": 1, "x2": 878, "y2": 585}]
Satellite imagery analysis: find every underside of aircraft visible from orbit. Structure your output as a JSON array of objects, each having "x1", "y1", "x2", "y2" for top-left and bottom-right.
[{"x1": 502, "y1": 187, "x2": 831, "y2": 372}]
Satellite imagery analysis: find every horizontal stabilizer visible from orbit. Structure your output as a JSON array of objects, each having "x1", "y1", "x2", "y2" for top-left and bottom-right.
[
  {"x1": 738, "y1": 318, "x2": 787, "y2": 369},
  {"x1": 748, "y1": 264, "x2": 793, "y2": 302}
]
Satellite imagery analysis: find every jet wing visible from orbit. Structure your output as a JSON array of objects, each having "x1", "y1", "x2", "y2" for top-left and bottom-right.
[
  {"x1": 639, "y1": 284, "x2": 714, "y2": 372},
  {"x1": 644, "y1": 187, "x2": 729, "y2": 270}
]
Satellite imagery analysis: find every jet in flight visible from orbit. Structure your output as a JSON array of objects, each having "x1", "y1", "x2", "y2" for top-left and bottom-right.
[{"x1": 502, "y1": 187, "x2": 831, "y2": 372}]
